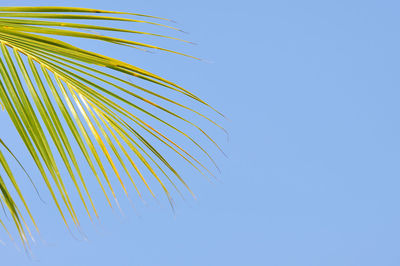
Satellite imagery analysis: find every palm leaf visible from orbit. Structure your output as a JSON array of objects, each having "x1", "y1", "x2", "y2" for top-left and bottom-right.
[{"x1": 0, "y1": 6, "x2": 224, "y2": 246}]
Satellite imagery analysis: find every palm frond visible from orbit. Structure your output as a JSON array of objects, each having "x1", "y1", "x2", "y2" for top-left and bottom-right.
[{"x1": 0, "y1": 6, "x2": 224, "y2": 246}]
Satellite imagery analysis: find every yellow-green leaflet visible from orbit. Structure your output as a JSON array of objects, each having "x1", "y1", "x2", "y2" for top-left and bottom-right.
[{"x1": 0, "y1": 6, "x2": 225, "y2": 247}]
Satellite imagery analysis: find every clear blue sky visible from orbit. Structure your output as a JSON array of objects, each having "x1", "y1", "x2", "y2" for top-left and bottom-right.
[{"x1": 2, "y1": 0, "x2": 400, "y2": 265}]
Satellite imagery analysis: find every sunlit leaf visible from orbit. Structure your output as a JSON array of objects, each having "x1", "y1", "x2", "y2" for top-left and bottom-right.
[{"x1": 0, "y1": 6, "x2": 224, "y2": 247}]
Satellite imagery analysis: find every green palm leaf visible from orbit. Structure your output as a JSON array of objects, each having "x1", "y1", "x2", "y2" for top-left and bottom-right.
[{"x1": 0, "y1": 6, "x2": 223, "y2": 247}]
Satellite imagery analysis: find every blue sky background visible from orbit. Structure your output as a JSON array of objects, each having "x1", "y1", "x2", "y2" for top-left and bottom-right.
[{"x1": 1, "y1": 0, "x2": 400, "y2": 265}]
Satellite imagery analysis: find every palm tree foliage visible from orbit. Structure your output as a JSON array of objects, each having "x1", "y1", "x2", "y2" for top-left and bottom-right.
[{"x1": 0, "y1": 6, "x2": 223, "y2": 247}]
